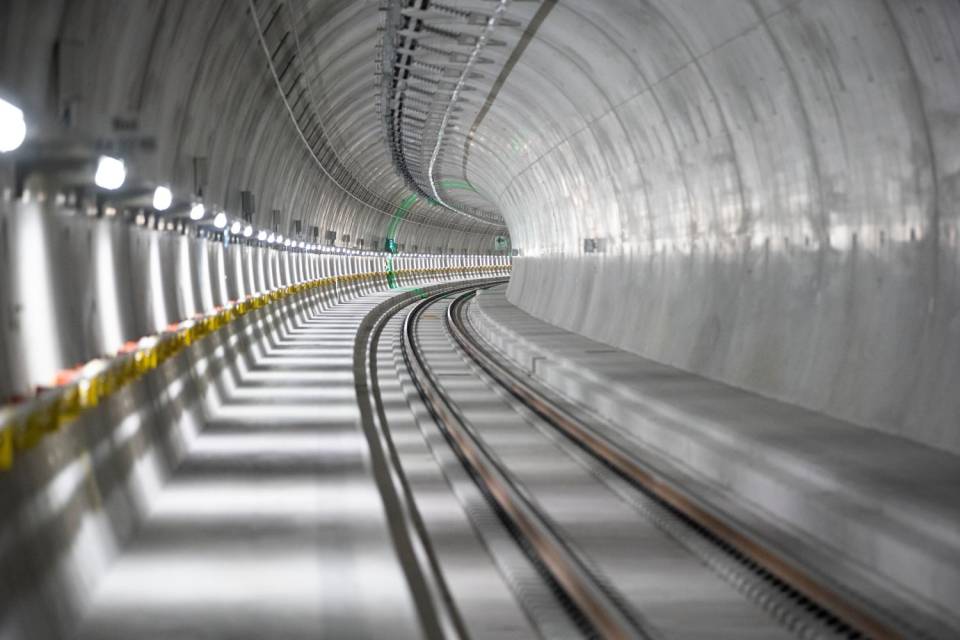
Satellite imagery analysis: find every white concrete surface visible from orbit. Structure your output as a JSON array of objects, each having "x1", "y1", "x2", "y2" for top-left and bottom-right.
[
  {"x1": 472, "y1": 284, "x2": 960, "y2": 631},
  {"x1": 77, "y1": 297, "x2": 421, "y2": 640}
]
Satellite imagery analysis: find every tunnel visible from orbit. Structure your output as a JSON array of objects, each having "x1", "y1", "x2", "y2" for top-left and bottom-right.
[{"x1": 1, "y1": 0, "x2": 959, "y2": 638}]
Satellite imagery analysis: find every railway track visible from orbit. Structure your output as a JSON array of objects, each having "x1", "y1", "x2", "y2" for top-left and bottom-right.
[{"x1": 360, "y1": 283, "x2": 925, "y2": 640}]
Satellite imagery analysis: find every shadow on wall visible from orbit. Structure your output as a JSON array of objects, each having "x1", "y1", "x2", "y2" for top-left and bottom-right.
[
  {"x1": 0, "y1": 266, "x2": 309, "y2": 639},
  {"x1": 0, "y1": 202, "x2": 234, "y2": 400},
  {"x1": 0, "y1": 216, "x2": 508, "y2": 638},
  {"x1": 0, "y1": 201, "x2": 510, "y2": 402}
]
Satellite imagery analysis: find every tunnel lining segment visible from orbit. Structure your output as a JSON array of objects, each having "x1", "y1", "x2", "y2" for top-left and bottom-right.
[
  {"x1": 460, "y1": 0, "x2": 557, "y2": 182},
  {"x1": 248, "y1": 0, "x2": 494, "y2": 234}
]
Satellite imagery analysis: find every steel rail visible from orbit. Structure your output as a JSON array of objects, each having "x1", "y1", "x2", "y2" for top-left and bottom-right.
[
  {"x1": 402, "y1": 288, "x2": 651, "y2": 640},
  {"x1": 353, "y1": 284, "x2": 487, "y2": 640},
  {"x1": 444, "y1": 290, "x2": 917, "y2": 640}
]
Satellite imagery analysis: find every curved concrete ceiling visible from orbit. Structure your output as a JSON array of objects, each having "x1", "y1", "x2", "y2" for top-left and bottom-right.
[
  {"x1": 2, "y1": 0, "x2": 959, "y2": 450},
  {"x1": 0, "y1": 0, "x2": 505, "y2": 255}
]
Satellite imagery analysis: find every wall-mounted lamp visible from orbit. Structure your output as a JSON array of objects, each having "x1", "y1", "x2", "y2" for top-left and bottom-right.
[
  {"x1": 152, "y1": 185, "x2": 172, "y2": 211},
  {"x1": 94, "y1": 155, "x2": 126, "y2": 190},
  {"x1": 0, "y1": 97, "x2": 26, "y2": 153}
]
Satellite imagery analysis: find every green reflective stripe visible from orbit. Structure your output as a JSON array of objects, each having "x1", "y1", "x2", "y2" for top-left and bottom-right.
[
  {"x1": 386, "y1": 255, "x2": 399, "y2": 289},
  {"x1": 385, "y1": 183, "x2": 478, "y2": 243},
  {"x1": 384, "y1": 182, "x2": 481, "y2": 289},
  {"x1": 387, "y1": 193, "x2": 418, "y2": 241},
  {"x1": 386, "y1": 195, "x2": 416, "y2": 289}
]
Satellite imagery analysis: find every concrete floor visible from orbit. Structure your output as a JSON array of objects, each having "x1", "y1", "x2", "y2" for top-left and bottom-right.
[{"x1": 76, "y1": 297, "x2": 421, "y2": 640}]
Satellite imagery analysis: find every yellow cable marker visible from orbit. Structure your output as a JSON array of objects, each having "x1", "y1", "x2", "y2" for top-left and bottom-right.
[
  {"x1": 80, "y1": 376, "x2": 99, "y2": 409},
  {"x1": 20, "y1": 402, "x2": 54, "y2": 449},
  {"x1": 0, "y1": 269, "x2": 508, "y2": 471},
  {"x1": 57, "y1": 386, "x2": 82, "y2": 426},
  {"x1": 0, "y1": 425, "x2": 13, "y2": 469}
]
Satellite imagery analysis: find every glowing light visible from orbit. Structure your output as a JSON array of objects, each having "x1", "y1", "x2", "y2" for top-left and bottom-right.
[
  {"x1": 152, "y1": 186, "x2": 172, "y2": 211},
  {"x1": 94, "y1": 156, "x2": 126, "y2": 190},
  {"x1": 230, "y1": 220, "x2": 242, "y2": 234},
  {"x1": 0, "y1": 97, "x2": 27, "y2": 152},
  {"x1": 257, "y1": 230, "x2": 267, "y2": 241},
  {"x1": 243, "y1": 225, "x2": 253, "y2": 238},
  {"x1": 213, "y1": 211, "x2": 227, "y2": 229},
  {"x1": 189, "y1": 202, "x2": 205, "y2": 220},
  {"x1": 267, "y1": 233, "x2": 275, "y2": 243}
]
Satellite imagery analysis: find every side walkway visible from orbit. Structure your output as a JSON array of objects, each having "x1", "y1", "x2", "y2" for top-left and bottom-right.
[
  {"x1": 471, "y1": 284, "x2": 960, "y2": 633},
  {"x1": 77, "y1": 290, "x2": 422, "y2": 639}
]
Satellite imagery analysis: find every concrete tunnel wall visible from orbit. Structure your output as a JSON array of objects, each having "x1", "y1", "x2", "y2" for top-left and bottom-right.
[
  {"x1": 0, "y1": 200, "x2": 507, "y2": 402},
  {"x1": 451, "y1": 0, "x2": 960, "y2": 453},
  {"x1": 0, "y1": 1, "x2": 958, "y2": 635},
  {"x1": 0, "y1": 0, "x2": 499, "y2": 256},
  {"x1": 1, "y1": 0, "x2": 958, "y2": 455}
]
